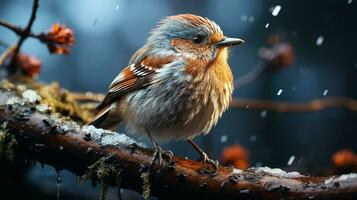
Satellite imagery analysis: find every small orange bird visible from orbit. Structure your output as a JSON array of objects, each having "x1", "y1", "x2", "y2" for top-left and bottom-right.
[{"x1": 89, "y1": 14, "x2": 244, "y2": 168}]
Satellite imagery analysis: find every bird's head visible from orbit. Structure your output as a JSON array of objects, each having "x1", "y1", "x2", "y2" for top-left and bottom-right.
[{"x1": 146, "y1": 14, "x2": 244, "y2": 62}]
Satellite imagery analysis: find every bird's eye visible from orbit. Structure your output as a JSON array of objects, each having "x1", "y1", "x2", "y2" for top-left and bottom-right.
[{"x1": 192, "y1": 35, "x2": 204, "y2": 44}]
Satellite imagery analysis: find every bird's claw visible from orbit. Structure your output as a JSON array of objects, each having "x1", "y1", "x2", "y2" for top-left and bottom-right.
[
  {"x1": 150, "y1": 146, "x2": 174, "y2": 167},
  {"x1": 201, "y1": 152, "x2": 219, "y2": 170}
]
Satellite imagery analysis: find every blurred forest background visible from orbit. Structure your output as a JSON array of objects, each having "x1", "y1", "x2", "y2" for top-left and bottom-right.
[{"x1": 0, "y1": 0, "x2": 356, "y2": 199}]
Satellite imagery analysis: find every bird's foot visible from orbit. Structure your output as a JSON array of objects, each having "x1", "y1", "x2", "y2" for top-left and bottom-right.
[
  {"x1": 187, "y1": 139, "x2": 219, "y2": 171},
  {"x1": 200, "y1": 152, "x2": 219, "y2": 170},
  {"x1": 150, "y1": 145, "x2": 174, "y2": 167}
]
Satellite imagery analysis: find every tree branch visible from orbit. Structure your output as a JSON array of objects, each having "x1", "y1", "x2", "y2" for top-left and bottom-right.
[
  {"x1": 0, "y1": 20, "x2": 24, "y2": 36},
  {"x1": 230, "y1": 97, "x2": 357, "y2": 112},
  {"x1": 0, "y1": 19, "x2": 41, "y2": 41},
  {"x1": 70, "y1": 91, "x2": 357, "y2": 113},
  {"x1": 9, "y1": 0, "x2": 39, "y2": 72},
  {"x1": 0, "y1": 85, "x2": 356, "y2": 200}
]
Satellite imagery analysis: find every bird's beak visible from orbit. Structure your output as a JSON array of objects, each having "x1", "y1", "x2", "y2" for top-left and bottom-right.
[{"x1": 216, "y1": 37, "x2": 245, "y2": 47}]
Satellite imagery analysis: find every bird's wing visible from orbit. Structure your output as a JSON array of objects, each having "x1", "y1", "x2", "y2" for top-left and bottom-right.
[{"x1": 96, "y1": 55, "x2": 175, "y2": 110}]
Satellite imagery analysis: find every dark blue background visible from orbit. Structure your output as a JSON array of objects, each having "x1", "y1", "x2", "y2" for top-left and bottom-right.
[{"x1": 0, "y1": 0, "x2": 356, "y2": 199}]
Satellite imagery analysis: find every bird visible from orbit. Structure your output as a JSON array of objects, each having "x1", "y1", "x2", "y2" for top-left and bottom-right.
[{"x1": 89, "y1": 14, "x2": 244, "y2": 168}]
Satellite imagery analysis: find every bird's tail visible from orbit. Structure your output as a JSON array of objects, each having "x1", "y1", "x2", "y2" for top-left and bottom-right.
[{"x1": 88, "y1": 105, "x2": 121, "y2": 131}]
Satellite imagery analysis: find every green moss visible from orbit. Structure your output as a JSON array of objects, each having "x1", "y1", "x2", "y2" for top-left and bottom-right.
[
  {"x1": 86, "y1": 156, "x2": 152, "y2": 200},
  {"x1": 84, "y1": 155, "x2": 124, "y2": 200},
  {"x1": 0, "y1": 77, "x2": 96, "y2": 123},
  {"x1": 0, "y1": 80, "x2": 16, "y2": 91},
  {"x1": 32, "y1": 81, "x2": 96, "y2": 123},
  {"x1": 0, "y1": 122, "x2": 8, "y2": 145},
  {"x1": 140, "y1": 171, "x2": 151, "y2": 200},
  {"x1": 0, "y1": 122, "x2": 17, "y2": 162}
]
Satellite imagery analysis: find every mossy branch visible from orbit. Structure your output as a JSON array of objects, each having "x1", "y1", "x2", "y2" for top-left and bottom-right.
[{"x1": 0, "y1": 82, "x2": 356, "y2": 200}]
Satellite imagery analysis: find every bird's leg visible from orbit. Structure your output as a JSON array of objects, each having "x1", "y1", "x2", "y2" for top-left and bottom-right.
[
  {"x1": 145, "y1": 128, "x2": 174, "y2": 167},
  {"x1": 188, "y1": 139, "x2": 219, "y2": 170}
]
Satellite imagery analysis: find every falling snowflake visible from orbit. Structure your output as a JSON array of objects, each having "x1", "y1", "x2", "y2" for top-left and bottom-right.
[
  {"x1": 265, "y1": 23, "x2": 270, "y2": 29},
  {"x1": 323, "y1": 89, "x2": 328, "y2": 96},
  {"x1": 316, "y1": 36, "x2": 324, "y2": 46},
  {"x1": 220, "y1": 135, "x2": 228, "y2": 143},
  {"x1": 248, "y1": 16, "x2": 255, "y2": 23},
  {"x1": 347, "y1": 0, "x2": 353, "y2": 4},
  {"x1": 115, "y1": 5, "x2": 120, "y2": 10},
  {"x1": 287, "y1": 155, "x2": 296, "y2": 166},
  {"x1": 260, "y1": 110, "x2": 268, "y2": 118},
  {"x1": 277, "y1": 89, "x2": 283, "y2": 96},
  {"x1": 272, "y1": 5, "x2": 282, "y2": 16}
]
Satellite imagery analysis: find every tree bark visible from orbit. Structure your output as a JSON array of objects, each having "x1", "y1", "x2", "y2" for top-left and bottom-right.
[{"x1": 0, "y1": 88, "x2": 356, "y2": 200}]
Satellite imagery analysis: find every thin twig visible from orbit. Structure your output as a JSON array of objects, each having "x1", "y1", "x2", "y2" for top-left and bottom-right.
[
  {"x1": 230, "y1": 97, "x2": 357, "y2": 112},
  {"x1": 0, "y1": 20, "x2": 23, "y2": 36},
  {"x1": 0, "y1": 20, "x2": 49, "y2": 48},
  {"x1": 0, "y1": 19, "x2": 40, "y2": 39},
  {"x1": 69, "y1": 91, "x2": 357, "y2": 113},
  {"x1": 8, "y1": 0, "x2": 40, "y2": 73}
]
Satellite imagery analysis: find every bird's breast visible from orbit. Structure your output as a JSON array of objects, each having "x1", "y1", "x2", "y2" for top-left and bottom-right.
[{"x1": 188, "y1": 50, "x2": 234, "y2": 134}]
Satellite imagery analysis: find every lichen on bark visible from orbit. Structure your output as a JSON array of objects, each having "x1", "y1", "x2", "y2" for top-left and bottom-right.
[
  {"x1": 140, "y1": 171, "x2": 151, "y2": 200},
  {"x1": 0, "y1": 122, "x2": 17, "y2": 161},
  {"x1": 83, "y1": 155, "x2": 124, "y2": 200}
]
